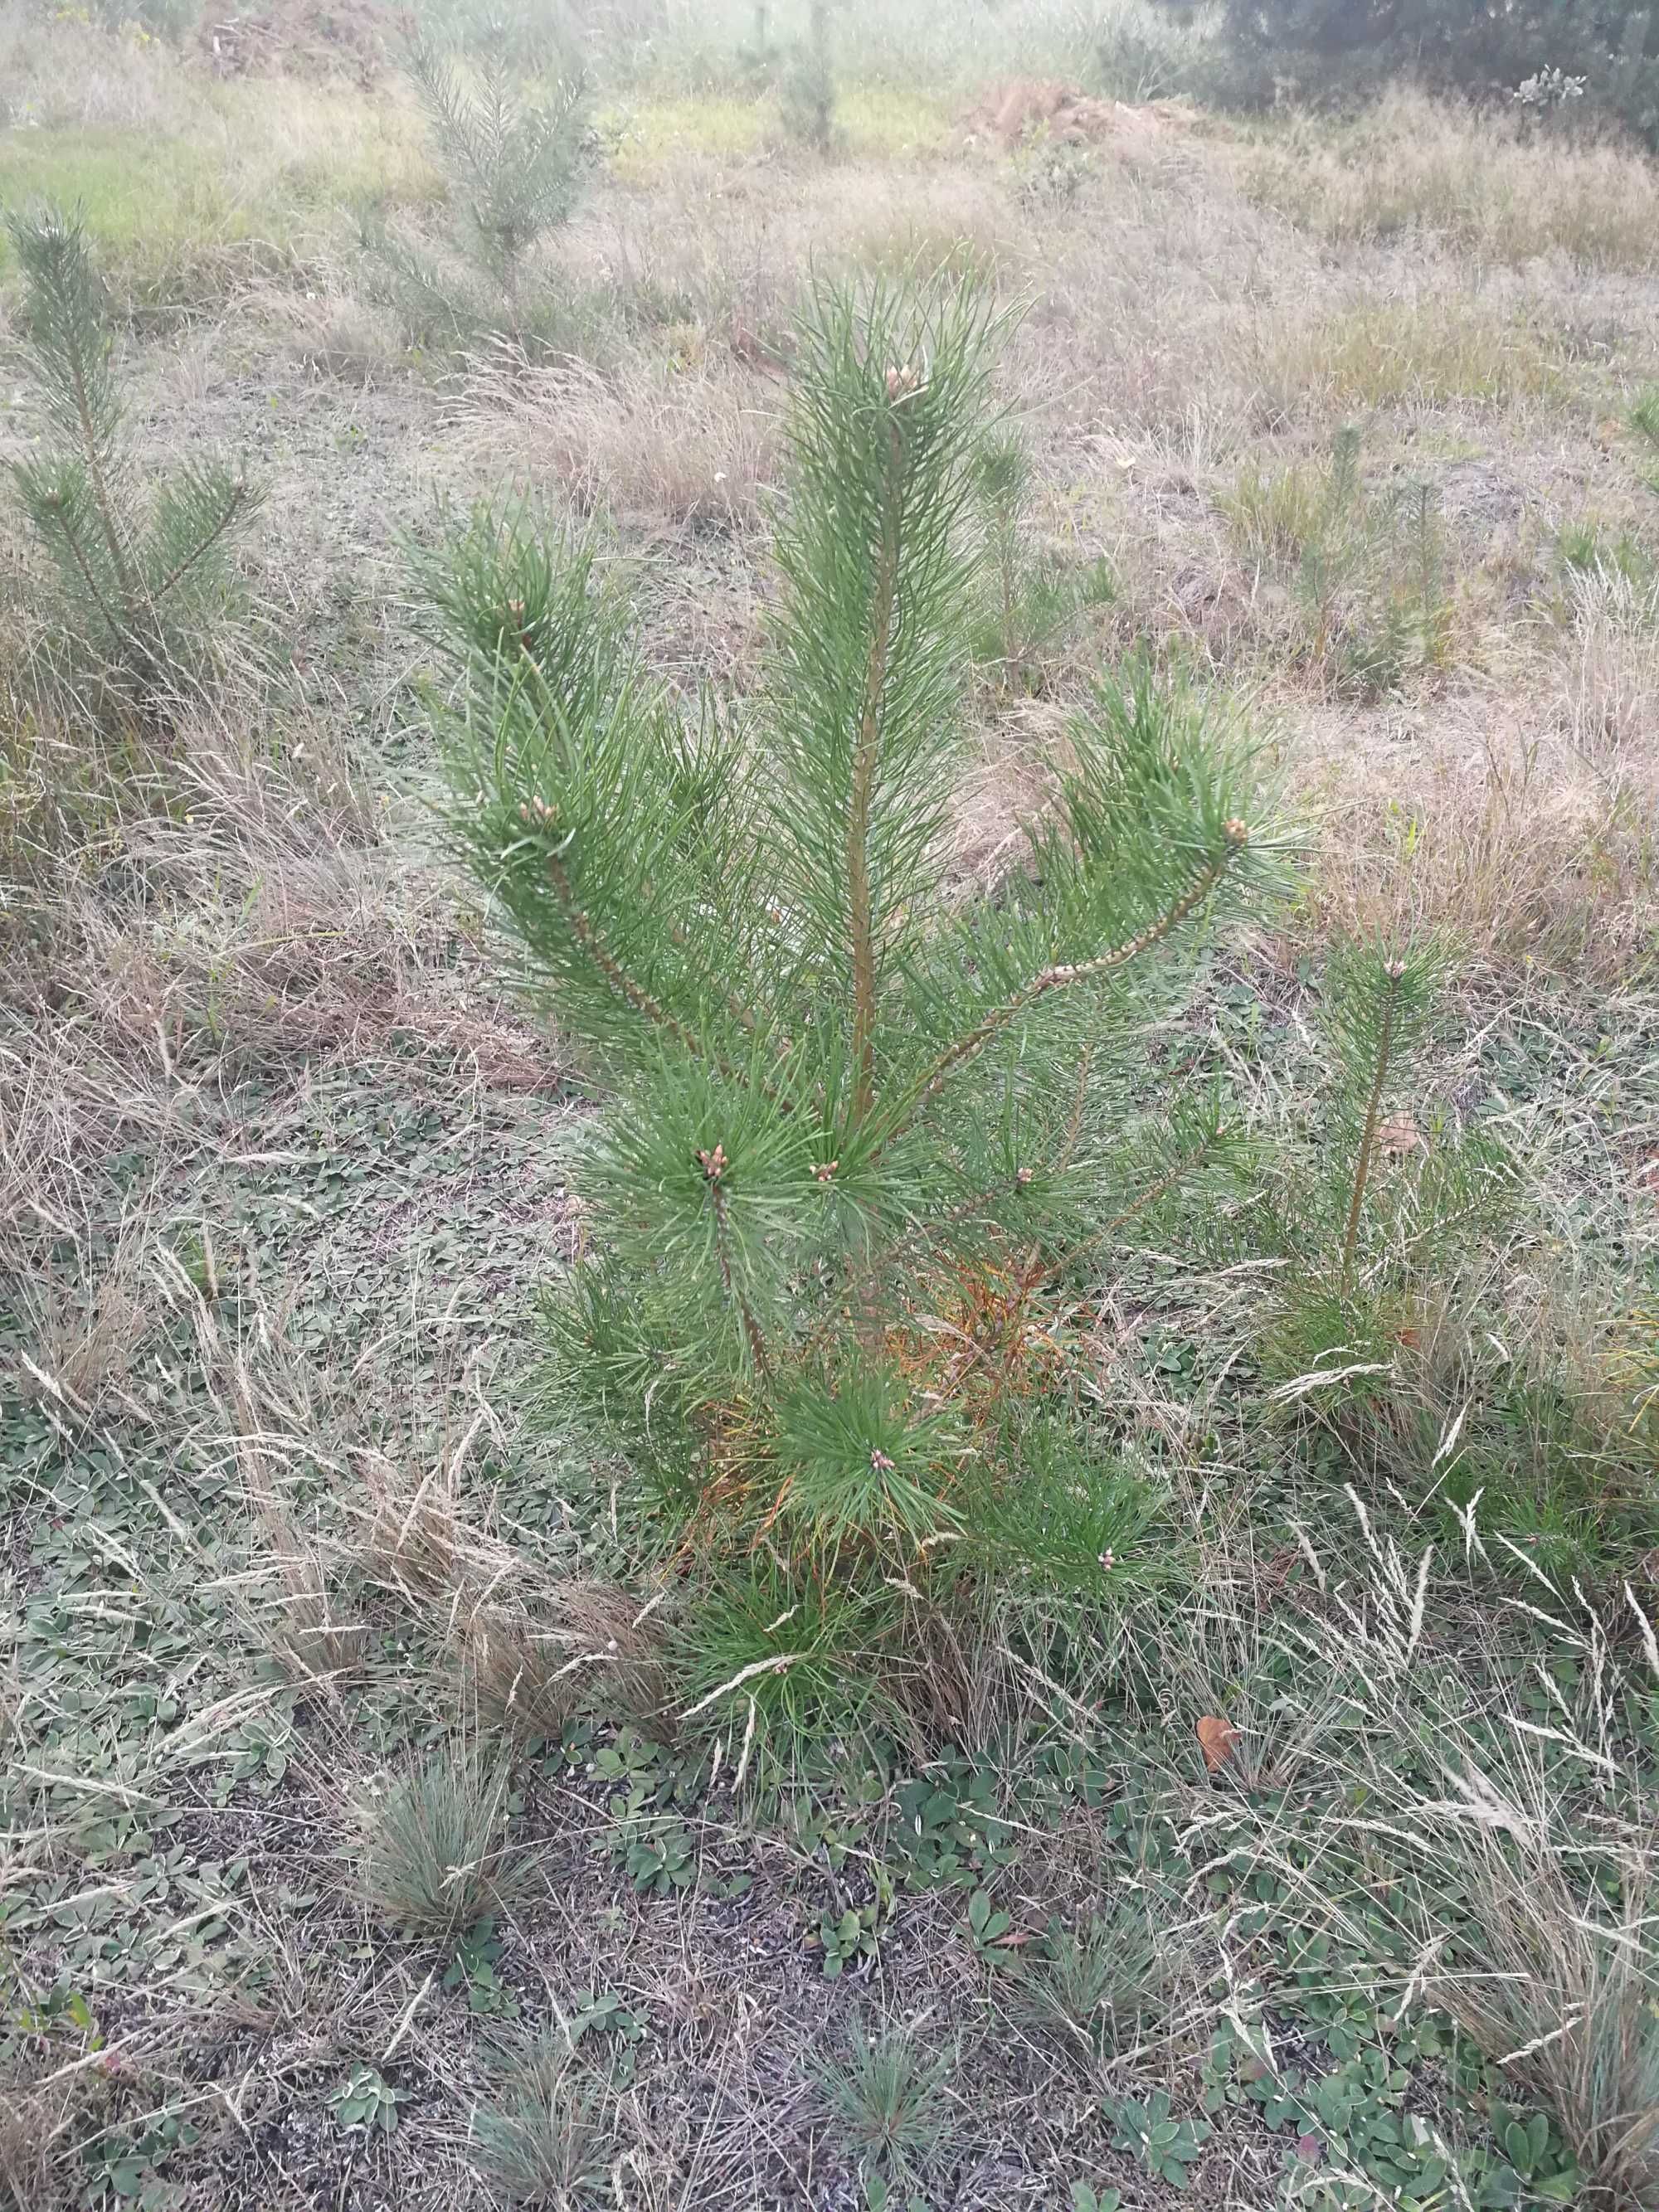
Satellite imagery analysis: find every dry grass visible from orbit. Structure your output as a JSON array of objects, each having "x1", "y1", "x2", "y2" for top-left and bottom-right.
[
  {"x1": 1434, "y1": 1845, "x2": 1659, "y2": 2205},
  {"x1": 13, "y1": 1238, "x2": 152, "y2": 1428},
  {"x1": 452, "y1": 343, "x2": 781, "y2": 534},
  {"x1": 1297, "y1": 713, "x2": 1659, "y2": 979},
  {"x1": 1553, "y1": 566, "x2": 1659, "y2": 756},
  {"x1": 1241, "y1": 90, "x2": 1659, "y2": 275},
  {"x1": 463, "y1": 1582, "x2": 667, "y2": 1736},
  {"x1": 1265, "y1": 294, "x2": 1570, "y2": 414}
]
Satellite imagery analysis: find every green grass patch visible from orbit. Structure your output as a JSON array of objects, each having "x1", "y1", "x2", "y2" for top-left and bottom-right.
[
  {"x1": 601, "y1": 82, "x2": 951, "y2": 182},
  {"x1": 601, "y1": 95, "x2": 768, "y2": 178},
  {"x1": 0, "y1": 128, "x2": 256, "y2": 270},
  {"x1": 836, "y1": 80, "x2": 952, "y2": 156}
]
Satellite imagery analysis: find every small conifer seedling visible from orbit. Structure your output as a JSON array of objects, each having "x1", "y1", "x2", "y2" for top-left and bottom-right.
[
  {"x1": 6, "y1": 204, "x2": 263, "y2": 710},
  {"x1": 417, "y1": 280, "x2": 1281, "y2": 1718},
  {"x1": 368, "y1": 34, "x2": 586, "y2": 349}
]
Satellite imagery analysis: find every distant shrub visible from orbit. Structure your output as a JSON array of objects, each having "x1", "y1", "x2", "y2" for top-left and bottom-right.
[{"x1": 1151, "y1": 0, "x2": 1659, "y2": 143}]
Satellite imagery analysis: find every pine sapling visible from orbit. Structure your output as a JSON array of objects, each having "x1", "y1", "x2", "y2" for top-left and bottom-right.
[
  {"x1": 1630, "y1": 383, "x2": 1659, "y2": 493},
  {"x1": 1296, "y1": 422, "x2": 1370, "y2": 666},
  {"x1": 417, "y1": 279, "x2": 1281, "y2": 1685},
  {"x1": 777, "y1": 0, "x2": 836, "y2": 150},
  {"x1": 6, "y1": 204, "x2": 263, "y2": 708},
  {"x1": 375, "y1": 34, "x2": 586, "y2": 347},
  {"x1": 971, "y1": 425, "x2": 1113, "y2": 695}
]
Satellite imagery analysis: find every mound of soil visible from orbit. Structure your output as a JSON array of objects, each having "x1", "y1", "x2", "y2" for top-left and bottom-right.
[
  {"x1": 197, "y1": 0, "x2": 401, "y2": 85},
  {"x1": 967, "y1": 78, "x2": 1196, "y2": 151}
]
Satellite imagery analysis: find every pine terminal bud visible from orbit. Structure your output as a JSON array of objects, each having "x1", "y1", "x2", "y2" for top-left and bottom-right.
[
  {"x1": 697, "y1": 1143, "x2": 729, "y2": 1184},
  {"x1": 869, "y1": 1447, "x2": 896, "y2": 1472},
  {"x1": 1016, "y1": 1166, "x2": 1034, "y2": 1186},
  {"x1": 884, "y1": 363, "x2": 921, "y2": 402},
  {"x1": 1223, "y1": 818, "x2": 1249, "y2": 848},
  {"x1": 811, "y1": 1160, "x2": 839, "y2": 1183}
]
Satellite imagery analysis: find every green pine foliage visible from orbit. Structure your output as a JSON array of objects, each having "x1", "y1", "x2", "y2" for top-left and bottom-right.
[
  {"x1": 416, "y1": 280, "x2": 1283, "y2": 1719},
  {"x1": 776, "y1": 0, "x2": 837, "y2": 150},
  {"x1": 5, "y1": 204, "x2": 264, "y2": 712},
  {"x1": 1245, "y1": 936, "x2": 1515, "y2": 1391},
  {"x1": 1631, "y1": 383, "x2": 1659, "y2": 492},
  {"x1": 367, "y1": 34, "x2": 586, "y2": 349},
  {"x1": 969, "y1": 427, "x2": 1115, "y2": 696}
]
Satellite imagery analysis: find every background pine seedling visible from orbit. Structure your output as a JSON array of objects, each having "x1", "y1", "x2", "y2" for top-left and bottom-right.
[
  {"x1": 366, "y1": 30, "x2": 586, "y2": 350},
  {"x1": 1229, "y1": 426, "x2": 1456, "y2": 695},
  {"x1": 5, "y1": 203, "x2": 263, "y2": 714},
  {"x1": 1631, "y1": 382, "x2": 1659, "y2": 492},
  {"x1": 776, "y1": 0, "x2": 837, "y2": 149},
  {"x1": 1241, "y1": 935, "x2": 1513, "y2": 1400},
  {"x1": 969, "y1": 425, "x2": 1116, "y2": 695},
  {"x1": 1233, "y1": 938, "x2": 1657, "y2": 1572},
  {"x1": 418, "y1": 277, "x2": 1283, "y2": 1731}
]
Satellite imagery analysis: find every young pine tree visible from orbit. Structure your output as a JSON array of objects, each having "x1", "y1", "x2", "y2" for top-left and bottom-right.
[
  {"x1": 1243, "y1": 938, "x2": 1520, "y2": 1480},
  {"x1": 6, "y1": 205, "x2": 263, "y2": 709},
  {"x1": 970, "y1": 425, "x2": 1114, "y2": 696},
  {"x1": 777, "y1": 0, "x2": 836, "y2": 151},
  {"x1": 417, "y1": 281, "x2": 1279, "y2": 1649},
  {"x1": 377, "y1": 36, "x2": 586, "y2": 347}
]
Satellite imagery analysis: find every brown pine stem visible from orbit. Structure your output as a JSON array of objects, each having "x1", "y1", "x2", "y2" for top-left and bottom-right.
[
  {"x1": 544, "y1": 848, "x2": 710, "y2": 1062},
  {"x1": 1340, "y1": 962, "x2": 1403, "y2": 1292},
  {"x1": 848, "y1": 416, "x2": 904, "y2": 1125},
  {"x1": 706, "y1": 1174, "x2": 771, "y2": 1378}
]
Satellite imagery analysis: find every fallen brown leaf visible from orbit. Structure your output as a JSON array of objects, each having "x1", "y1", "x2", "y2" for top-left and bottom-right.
[
  {"x1": 1196, "y1": 1714, "x2": 1239, "y2": 1772},
  {"x1": 1375, "y1": 1113, "x2": 1419, "y2": 1157}
]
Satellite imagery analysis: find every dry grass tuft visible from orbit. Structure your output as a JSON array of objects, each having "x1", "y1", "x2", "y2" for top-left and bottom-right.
[
  {"x1": 452, "y1": 343, "x2": 780, "y2": 534},
  {"x1": 1241, "y1": 90, "x2": 1659, "y2": 275},
  {"x1": 359, "y1": 1447, "x2": 469, "y2": 1608},
  {"x1": 355, "y1": 1739, "x2": 518, "y2": 1940},
  {"x1": 1298, "y1": 717, "x2": 1658, "y2": 980},
  {"x1": 463, "y1": 1582, "x2": 667, "y2": 1736},
  {"x1": 1553, "y1": 567, "x2": 1659, "y2": 757},
  {"x1": 0, "y1": 2080, "x2": 71, "y2": 2212},
  {"x1": 1433, "y1": 1846, "x2": 1659, "y2": 2205},
  {"x1": 253, "y1": 1507, "x2": 369, "y2": 1691}
]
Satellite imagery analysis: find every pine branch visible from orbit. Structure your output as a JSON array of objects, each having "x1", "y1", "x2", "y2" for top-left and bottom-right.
[
  {"x1": 888, "y1": 825, "x2": 1249, "y2": 1140},
  {"x1": 14, "y1": 464, "x2": 124, "y2": 639},
  {"x1": 8, "y1": 211, "x2": 136, "y2": 600},
  {"x1": 539, "y1": 833, "x2": 713, "y2": 1064},
  {"x1": 700, "y1": 1145, "x2": 773, "y2": 1378},
  {"x1": 146, "y1": 470, "x2": 260, "y2": 605},
  {"x1": 763, "y1": 281, "x2": 1001, "y2": 1091}
]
